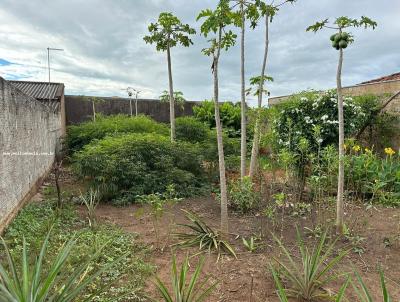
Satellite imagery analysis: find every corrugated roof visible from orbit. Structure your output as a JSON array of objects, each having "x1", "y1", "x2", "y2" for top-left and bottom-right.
[
  {"x1": 360, "y1": 72, "x2": 400, "y2": 85},
  {"x1": 8, "y1": 80, "x2": 64, "y2": 101}
]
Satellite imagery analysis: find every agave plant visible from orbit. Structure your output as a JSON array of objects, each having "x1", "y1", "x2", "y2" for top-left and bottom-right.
[
  {"x1": 0, "y1": 230, "x2": 123, "y2": 302},
  {"x1": 175, "y1": 210, "x2": 236, "y2": 261},
  {"x1": 353, "y1": 270, "x2": 392, "y2": 302},
  {"x1": 154, "y1": 254, "x2": 217, "y2": 302},
  {"x1": 271, "y1": 227, "x2": 349, "y2": 301}
]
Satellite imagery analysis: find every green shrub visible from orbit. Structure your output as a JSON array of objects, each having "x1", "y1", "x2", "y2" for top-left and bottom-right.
[
  {"x1": 193, "y1": 100, "x2": 241, "y2": 135},
  {"x1": 72, "y1": 133, "x2": 207, "y2": 200},
  {"x1": 66, "y1": 114, "x2": 169, "y2": 152},
  {"x1": 270, "y1": 91, "x2": 377, "y2": 153},
  {"x1": 176, "y1": 116, "x2": 210, "y2": 143},
  {"x1": 228, "y1": 176, "x2": 261, "y2": 213}
]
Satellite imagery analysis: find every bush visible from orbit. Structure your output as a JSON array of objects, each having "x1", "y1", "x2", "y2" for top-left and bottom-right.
[
  {"x1": 176, "y1": 116, "x2": 210, "y2": 143},
  {"x1": 66, "y1": 115, "x2": 169, "y2": 152},
  {"x1": 193, "y1": 100, "x2": 241, "y2": 135},
  {"x1": 270, "y1": 91, "x2": 377, "y2": 153},
  {"x1": 72, "y1": 133, "x2": 207, "y2": 200},
  {"x1": 228, "y1": 176, "x2": 260, "y2": 213}
]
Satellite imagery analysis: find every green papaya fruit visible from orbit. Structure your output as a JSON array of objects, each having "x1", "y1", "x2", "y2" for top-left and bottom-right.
[
  {"x1": 341, "y1": 32, "x2": 349, "y2": 41},
  {"x1": 332, "y1": 40, "x2": 338, "y2": 48},
  {"x1": 339, "y1": 40, "x2": 348, "y2": 49},
  {"x1": 330, "y1": 34, "x2": 336, "y2": 41},
  {"x1": 334, "y1": 33, "x2": 341, "y2": 42}
]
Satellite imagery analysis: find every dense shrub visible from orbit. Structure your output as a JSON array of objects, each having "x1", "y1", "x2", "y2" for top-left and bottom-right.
[
  {"x1": 66, "y1": 115, "x2": 169, "y2": 152},
  {"x1": 270, "y1": 91, "x2": 377, "y2": 153},
  {"x1": 228, "y1": 176, "x2": 261, "y2": 213},
  {"x1": 176, "y1": 116, "x2": 210, "y2": 143},
  {"x1": 345, "y1": 145, "x2": 400, "y2": 206},
  {"x1": 72, "y1": 133, "x2": 207, "y2": 200},
  {"x1": 193, "y1": 100, "x2": 241, "y2": 135}
]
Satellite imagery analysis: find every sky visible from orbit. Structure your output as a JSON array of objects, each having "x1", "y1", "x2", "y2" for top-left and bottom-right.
[{"x1": 0, "y1": 0, "x2": 399, "y2": 106}]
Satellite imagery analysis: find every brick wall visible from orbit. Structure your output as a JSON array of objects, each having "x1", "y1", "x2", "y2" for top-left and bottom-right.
[{"x1": 0, "y1": 77, "x2": 62, "y2": 232}]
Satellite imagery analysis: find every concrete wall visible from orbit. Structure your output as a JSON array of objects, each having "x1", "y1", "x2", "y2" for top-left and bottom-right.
[
  {"x1": 0, "y1": 77, "x2": 62, "y2": 232},
  {"x1": 65, "y1": 95, "x2": 200, "y2": 125}
]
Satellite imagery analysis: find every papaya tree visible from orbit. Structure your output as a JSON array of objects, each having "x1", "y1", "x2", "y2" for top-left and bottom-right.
[
  {"x1": 248, "y1": 0, "x2": 296, "y2": 179},
  {"x1": 229, "y1": 0, "x2": 259, "y2": 178},
  {"x1": 307, "y1": 16, "x2": 377, "y2": 233},
  {"x1": 84, "y1": 96, "x2": 104, "y2": 122},
  {"x1": 144, "y1": 13, "x2": 196, "y2": 141},
  {"x1": 197, "y1": 0, "x2": 237, "y2": 235}
]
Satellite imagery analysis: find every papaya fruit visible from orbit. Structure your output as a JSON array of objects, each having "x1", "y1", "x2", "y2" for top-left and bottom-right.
[
  {"x1": 334, "y1": 33, "x2": 341, "y2": 42},
  {"x1": 341, "y1": 32, "x2": 349, "y2": 41},
  {"x1": 339, "y1": 40, "x2": 348, "y2": 49},
  {"x1": 330, "y1": 34, "x2": 336, "y2": 41}
]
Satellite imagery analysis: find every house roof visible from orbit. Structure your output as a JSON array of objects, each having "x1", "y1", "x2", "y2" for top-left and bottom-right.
[
  {"x1": 8, "y1": 80, "x2": 64, "y2": 101},
  {"x1": 360, "y1": 72, "x2": 400, "y2": 85}
]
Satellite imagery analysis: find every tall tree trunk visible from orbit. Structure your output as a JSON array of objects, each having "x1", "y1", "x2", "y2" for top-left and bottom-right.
[
  {"x1": 129, "y1": 98, "x2": 133, "y2": 117},
  {"x1": 336, "y1": 42, "x2": 345, "y2": 234},
  {"x1": 167, "y1": 46, "x2": 176, "y2": 142},
  {"x1": 249, "y1": 14, "x2": 269, "y2": 179},
  {"x1": 240, "y1": 3, "x2": 247, "y2": 179},
  {"x1": 92, "y1": 101, "x2": 96, "y2": 122},
  {"x1": 135, "y1": 94, "x2": 138, "y2": 116},
  {"x1": 215, "y1": 26, "x2": 229, "y2": 236}
]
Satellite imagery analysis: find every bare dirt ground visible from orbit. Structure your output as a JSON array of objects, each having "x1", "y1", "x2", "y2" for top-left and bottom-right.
[
  {"x1": 48, "y1": 169, "x2": 400, "y2": 301},
  {"x1": 76, "y1": 197, "x2": 400, "y2": 302}
]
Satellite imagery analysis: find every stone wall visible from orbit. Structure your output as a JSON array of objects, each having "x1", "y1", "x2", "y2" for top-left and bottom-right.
[{"x1": 0, "y1": 77, "x2": 62, "y2": 232}]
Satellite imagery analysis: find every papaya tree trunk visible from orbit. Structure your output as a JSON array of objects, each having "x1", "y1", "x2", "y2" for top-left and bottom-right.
[
  {"x1": 249, "y1": 14, "x2": 269, "y2": 179},
  {"x1": 336, "y1": 40, "x2": 345, "y2": 234},
  {"x1": 240, "y1": 3, "x2": 247, "y2": 179},
  {"x1": 215, "y1": 26, "x2": 229, "y2": 236},
  {"x1": 167, "y1": 45, "x2": 176, "y2": 142},
  {"x1": 92, "y1": 101, "x2": 96, "y2": 122},
  {"x1": 129, "y1": 98, "x2": 133, "y2": 117},
  {"x1": 135, "y1": 94, "x2": 138, "y2": 116}
]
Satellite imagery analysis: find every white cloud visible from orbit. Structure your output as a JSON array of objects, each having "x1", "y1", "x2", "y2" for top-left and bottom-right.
[{"x1": 0, "y1": 0, "x2": 399, "y2": 105}]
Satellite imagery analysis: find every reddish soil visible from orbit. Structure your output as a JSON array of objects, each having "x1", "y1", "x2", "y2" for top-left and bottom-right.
[{"x1": 82, "y1": 197, "x2": 400, "y2": 302}]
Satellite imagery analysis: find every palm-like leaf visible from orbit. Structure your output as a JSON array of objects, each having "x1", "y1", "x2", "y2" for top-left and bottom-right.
[
  {"x1": 352, "y1": 270, "x2": 392, "y2": 302},
  {"x1": 0, "y1": 230, "x2": 125, "y2": 302},
  {"x1": 271, "y1": 227, "x2": 349, "y2": 301},
  {"x1": 174, "y1": 210, "x2": 236, "y2": 261},
  {"x1": 154, "y1": 254, "x2": 217, "y2": 302}
]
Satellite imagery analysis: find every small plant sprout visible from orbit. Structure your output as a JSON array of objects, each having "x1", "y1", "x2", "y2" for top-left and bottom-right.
[
  {"x1": 242, "y1": 236, "x2": 258, "y2": 252},
  {"x1": 307, "y1": 16, "x2": 377, "y2": 234},
  {"x1": 80, "y1": 188, "x2": 100, "y2": 229}
]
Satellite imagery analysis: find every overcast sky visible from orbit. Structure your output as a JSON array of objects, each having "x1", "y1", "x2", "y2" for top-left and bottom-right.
[{"x1": 0, "y1": 0, "x2": 399, "y2": 105}]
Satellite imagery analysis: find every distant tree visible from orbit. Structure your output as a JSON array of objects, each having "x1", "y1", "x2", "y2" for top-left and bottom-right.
[
  {"x1": 84, "y1": 96, "x2": 104, "y2": 122},
  {"x1": 144, "y1": 13, "x2": 196, "y2": 142},
  {"x1": 197, "y1": 0, "x2": 237, "y2": 235},
  {"x1": 248, "y1": 0, "x2": 296, "y2": 179},
  {"x1": 307, "y1": 16, "x2": 377, "y2": 233},
  {"x1": 160, "y1": 90, "x2": 186, "y2": 110}
]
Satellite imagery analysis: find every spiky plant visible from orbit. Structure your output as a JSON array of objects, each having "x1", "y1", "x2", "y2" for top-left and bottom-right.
[
  {"x1": 271, "y1": 227, "x2": 349, "y2": 301},
  {"x1": 154, "y1": 254, "x2": 217, "y2": 302},
  {"x1": 80, "y1": 188, "x2": 100, "y2": 229},
  {"x1": 0, "y1": 230, "x2": 124, "y2": 302},
  {"x1": 175, "y1": 210, "x2": 236, "y2": 261},
  {"x1": 353, "y1": 270, "x2": 392, "y2": 302}
]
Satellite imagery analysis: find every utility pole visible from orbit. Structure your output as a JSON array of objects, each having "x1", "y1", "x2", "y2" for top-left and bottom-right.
[{"x1": 47, "y1": 47, "x2": 64, "y2": 103}]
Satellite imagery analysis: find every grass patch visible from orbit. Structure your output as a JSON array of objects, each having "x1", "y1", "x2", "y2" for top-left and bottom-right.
[{"x1": 1, "y1": 201, "x2": 153, "y2": 302}]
